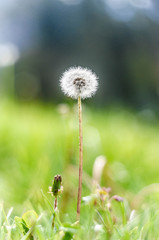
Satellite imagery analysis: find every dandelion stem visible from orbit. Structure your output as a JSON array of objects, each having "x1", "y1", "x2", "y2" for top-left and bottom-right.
[{"x1": 77, "y1": 96, "x2": 83, "y2": 221}]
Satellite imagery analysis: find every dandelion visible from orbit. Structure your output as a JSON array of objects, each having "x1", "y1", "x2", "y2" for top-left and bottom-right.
[
  {"x1": 60, "y1": 66, "x2": 98, "y2": 220},
  {"x1": 60, "y1": 66, "x2": 98, "y2": 99}
]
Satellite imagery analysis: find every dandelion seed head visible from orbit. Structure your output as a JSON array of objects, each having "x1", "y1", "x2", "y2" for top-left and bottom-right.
[{"x1": 60, "y1": 66, "x2": 98, "y2": 99}]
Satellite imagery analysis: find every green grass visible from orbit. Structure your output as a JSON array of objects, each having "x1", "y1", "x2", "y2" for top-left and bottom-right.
[{"x1": 0, "y1": 100, "x2": 159, "y2": 239}]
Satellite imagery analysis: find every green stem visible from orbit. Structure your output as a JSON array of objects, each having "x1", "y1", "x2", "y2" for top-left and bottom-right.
[
  {"x1": 52, "y1": 197, "x2": 58, "y2": 229},
  {"x1": 120, "y1": 202, "x2": 127, "y2": 225}
]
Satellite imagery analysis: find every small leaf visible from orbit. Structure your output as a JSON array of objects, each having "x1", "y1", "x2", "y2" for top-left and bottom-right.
[
  {"x1": 22, "y1": 210, "x2": 38, "y2": 229},
  {"x1": 14, "y1": 216, "x2": 27, "y2": 234},
  {"x1": 62, "y1": 232, "x2": 73, "y2": 240}
]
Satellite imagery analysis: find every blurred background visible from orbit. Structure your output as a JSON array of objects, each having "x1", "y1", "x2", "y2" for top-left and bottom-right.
[
  {"x1": 0, "y1": 0, "x2": 159, "y2": 216},
  {"x1": 1, "y1": 0, "x2": 159, "y2": 107}
]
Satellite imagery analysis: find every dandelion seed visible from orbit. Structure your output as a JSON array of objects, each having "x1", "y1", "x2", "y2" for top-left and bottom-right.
[{"x1": 60, "y1": 66, "x2": 98, "y2": 99}]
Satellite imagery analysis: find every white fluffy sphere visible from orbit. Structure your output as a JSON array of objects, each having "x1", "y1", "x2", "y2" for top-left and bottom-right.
[{"x1": 60, "y1": 66, "x2": 98, "y2": 99}]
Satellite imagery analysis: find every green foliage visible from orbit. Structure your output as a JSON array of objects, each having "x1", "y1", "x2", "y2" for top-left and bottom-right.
[
  {"x1": 1, "y1": 191, "x2": 159, "y2": 239},
  {"x1": 0, "y1": 100, "x2": 159, "y2": 239}
]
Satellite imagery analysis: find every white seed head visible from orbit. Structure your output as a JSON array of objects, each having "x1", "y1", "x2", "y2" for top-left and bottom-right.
[{"x1": 60, "y1": 66, "x2": 98, "y2": 99}]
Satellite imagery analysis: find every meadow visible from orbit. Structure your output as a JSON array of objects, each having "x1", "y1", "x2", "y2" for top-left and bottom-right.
[{"x1": 0, "y1": 99, "x2": 159, "y2": 239}]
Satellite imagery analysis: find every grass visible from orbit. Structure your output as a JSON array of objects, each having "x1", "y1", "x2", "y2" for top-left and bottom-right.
[{"x1": 0, "y1": 99, "x2": 159, "y2": 239}]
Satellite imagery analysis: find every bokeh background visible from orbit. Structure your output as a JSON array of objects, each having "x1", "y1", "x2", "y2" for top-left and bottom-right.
[
  {"x1": 1, "y1": 0, "x2": 159, "y2": 106},
  {"x1": 0, "y1": 0, "x2": 159, "y2": 216}
]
